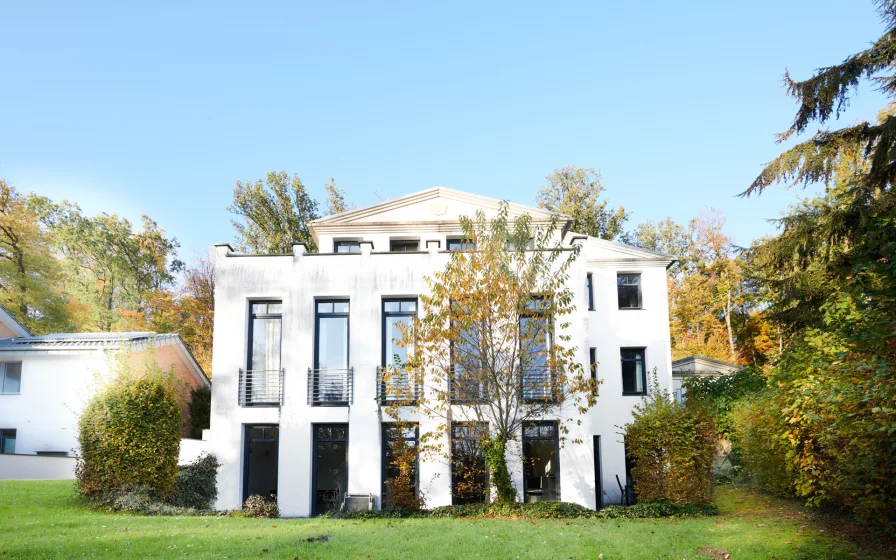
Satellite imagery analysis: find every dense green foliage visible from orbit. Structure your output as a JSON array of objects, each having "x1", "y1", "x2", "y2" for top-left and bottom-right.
[
  {"x1": 719, "y1": 0, "x2": 896, "y2": 532},
  {"x1": 623, "y1": 376, "x2": 717, "y2": 506},
  {"x1": 480, "y1": 437, "x2": 516, "y2": 504},
  {"x1": 76, "y1": 354, "x2": 183, "y2": 499},
  {"x1": 168, "y1": 454, "x2": 220, "y2": 510},
  {"x1": 242, "y1": 495, "x2": 280, "y2": 518},
  {"x1": 187, "y1": 386, "x2": 212, "y2": 439},
  {"x1": 343, "y1": 500, "x2": 717, "y2": 520},
  {"x1": 684, "y1": 367, "x2": 766, "y2": 439},
  {"x1": 535, "y1": 165, "x2": 630, "y2": 240}
]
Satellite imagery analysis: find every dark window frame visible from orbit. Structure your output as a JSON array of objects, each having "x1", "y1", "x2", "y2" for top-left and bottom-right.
[
  {"x1": 450, "y1": 421, "x2": 489, "y2": 505},
  {"x1": 589, "y1": 348, "x2": 597, "y2": 396},
  {"x1": 594, "y1": 435, "x2": 603, "y2": 509},
  {"x1": 334, "y1": 241, "x2": 362, "y2": 253},
  {"x1": 312, "y1": 423, "x2": 349, "y2": 516},
  {"x1": 519, "y1": 296, "x2": 555, "y2": 403},
  {"x1": 247, "y1": 301, "x2": 282, "y2": 371},
  {"x1": 449, "y1": 300, "x2": 486, "y2": 403},
  {"x1": 522, "y1": 421, "x2": 560, "y2": 502},
  {"x1": 586, "y1": 273, "x2": 595, "y2": 311},
  {"x1": 314, "y1": 300, "x2": 351, "y2": 370},
  {"x1": 381, "y1": 298, "x2": 417, "y2": 366},
  {"x1": 616, "y1": 273, "x2": 642, "y2": 309},
  {"x1": 241, "y1": 423, "x2": 279, "y2": 502},
  {"x1": 620, "y1": 347, "x2": 647, "y2": 396},
  {"x1": 389, "y1": 240, "x2": 420, "y2": 252},
  {"x1": 446, "y1": 237, "x2": 476, "y2": 251},
  {"x1": 381, "y1": 422, "x2": 419, "y2": 507},
  {"x1": 0, "y1": 362, "x2": 22, "y2": 394}
]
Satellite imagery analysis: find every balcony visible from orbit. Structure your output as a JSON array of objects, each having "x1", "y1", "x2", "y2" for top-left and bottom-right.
[
  {"x1": 238, "y1": 368, "x2": 284, "y2": 406},
  {"x1": 308, "y1": 368, "x2": 353, "y2": 406},
  {"x1": 449, "y1": 366, "x2": 487, "y2": 403},
  {"x1": 376, "y1": 366, "x2": 420, "y2": 404},
  {"x1": 520, "y1": 367, "x2": 558, "y2": 403}
]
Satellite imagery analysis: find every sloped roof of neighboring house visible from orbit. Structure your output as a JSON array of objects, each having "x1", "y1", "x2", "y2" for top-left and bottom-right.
[
  {"x1": 0, "y1": 332, "x2": 209, "y2": 386},
  {"x1": 672, "y1": 355, "x2": 741, "y2": 377},
  {"x1": 309, "y1": 186, "x2": 573, "y2": 246},
  {"x1": 572, "y1": 232, "x2": 677, "y2": 269},
  {"x1": 0, "y1": 303, "x2": 33, "y2": 338}
]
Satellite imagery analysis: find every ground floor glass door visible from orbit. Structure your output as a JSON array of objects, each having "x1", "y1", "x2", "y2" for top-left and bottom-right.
[
  {"x1": 313, "y1": 424, "x2": 348, "y2": 515},
  {"x1": 243, "y1": 424, "x2": 279, "y2": 502}
]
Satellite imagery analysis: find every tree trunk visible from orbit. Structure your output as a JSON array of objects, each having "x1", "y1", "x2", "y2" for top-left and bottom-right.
[
  {"x1": 725, "y1": 286, "x2": 737, "y2": 361},
  {"x1": 481, "y1": 436, "x2": 516, "y2": 504}
]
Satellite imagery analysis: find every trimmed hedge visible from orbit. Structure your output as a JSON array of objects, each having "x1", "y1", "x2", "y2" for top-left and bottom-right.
[
  {"x1": 77, "y1": 359, "x2": 182, "y2": 499},
  {"x1": 168, "y1": 453, "x2": 220, "y2": 510},
  {"x1": 342, "y1": 500, "x2": 717, "y2": 520}
]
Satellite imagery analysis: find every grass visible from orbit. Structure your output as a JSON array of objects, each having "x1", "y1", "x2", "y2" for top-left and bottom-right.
[{"x1": 0, "y1": 481, "x2": 884, "y2": 559}]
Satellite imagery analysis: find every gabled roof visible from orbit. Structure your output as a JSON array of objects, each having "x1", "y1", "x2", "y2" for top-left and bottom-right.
[
  {"x1": 310, "y1": 187, "x2": 571, "y2": 245},
  {"x1": 576, "y1": 234, "x2": 677, "y2": 268},
  {"x1": 0, "y1": 332, "x2": 210, "y2": 386},
  {"x1": 0, "y1": 304, "x2": 32, "y2": 338}
]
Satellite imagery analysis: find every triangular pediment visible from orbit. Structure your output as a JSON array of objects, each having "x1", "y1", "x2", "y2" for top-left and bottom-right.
[
  {"x1": 574, "y1": 233, "x2": 677, "y2": 264},
  {"x1": 312, "y1": 187, "x2": 565, "y2": 227}
]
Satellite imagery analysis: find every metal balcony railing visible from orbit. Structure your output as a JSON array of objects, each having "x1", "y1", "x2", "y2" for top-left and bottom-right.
[
  {"x1": 238, "y1": 368, "x2": 284, "y2": 406},
  {"x1": 520, "y1": 367, "x2": 558, "y2": 403},
  {"x1": 308, "y1": 367, "x2": 353, "y2": 406},
  {"x1": 449, "y1": 366, "x2": 487, "y2": 403},
  {"x1": 376, "y1": 366, "x2": 420, "y2": 404}
]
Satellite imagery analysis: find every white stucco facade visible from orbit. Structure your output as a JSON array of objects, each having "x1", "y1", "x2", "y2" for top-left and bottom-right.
[{"x1": 210, "y1": 187, "x2": 675, "y2": 515}]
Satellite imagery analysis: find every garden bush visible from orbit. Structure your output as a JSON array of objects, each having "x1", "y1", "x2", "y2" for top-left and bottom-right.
[
  {"x1": 243, "y1": 495, "x2": 279, "y2": 518},
  {"x1": 76, "y1": 352, "x2": 183, "y2": 499},
  {"x1": 96, "y1": 484, "x2": 211, "y2": 516},
  {"x1": 623, "y1": 374, "x2": 717, "y2": 506},
  {"x1": 167, "y1": 453, "x2": 220, "y2": 510},
  {"x1": 344, "y1": 500, "x2": 717, "y2": 520}
]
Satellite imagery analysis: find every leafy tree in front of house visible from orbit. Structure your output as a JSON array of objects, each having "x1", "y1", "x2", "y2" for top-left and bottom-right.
[
  {"x1": 535, "y1": 166, "x2": 630, "y2": 241},
  {"x1": 382, "y1": 203, "x2": 598, "y2": 503}
]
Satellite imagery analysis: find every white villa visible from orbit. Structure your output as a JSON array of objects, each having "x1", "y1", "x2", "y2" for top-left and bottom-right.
[
  {"x1": 0, "y1": 306, "x2": 209, "y2": 459},
  {"x1": 209, "y1": 187, "x2": 675, "y2": 516}
]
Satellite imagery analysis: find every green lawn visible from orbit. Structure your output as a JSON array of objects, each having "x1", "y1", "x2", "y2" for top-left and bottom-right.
[{"x1": 0, "y1": 481, "x2": 874, "y2": 559}]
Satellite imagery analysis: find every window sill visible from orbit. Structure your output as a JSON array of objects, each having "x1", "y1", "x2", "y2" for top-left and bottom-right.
[
  {"x1": 622, "y1": 392, "x2": 646, "y2": 396},
  {"x1": 618, "y1": 307, "x2": 644, "y2": 311},
  {"x1": 0, "y1": 392, "x2": 21, "y2": 396}
]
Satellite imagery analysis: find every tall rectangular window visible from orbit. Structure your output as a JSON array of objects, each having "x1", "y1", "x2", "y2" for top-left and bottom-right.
[
  {"x1": 617, "y1": 273, "x2": 642, "y2": 309},
  {"x1": 446, "y1": 238, "x2": 475, "y2": 251},
  {"x1": 1, "y1": 363, "x2": 22, "y2": 394},
  {"x1": 245, "y1": 303, "x2": 282, "y2": 405},
  {"x1": 0, "y1": 429, "x2": 15, "y2": 454},
  {"x1": 589, "y1": 348, "x2": 597, "y2": 396},
  {"x1": 586, "y1": 273, "x2": 594, "y2": 311},
  {"x1": 315, "y1": 301, "x2": 350, "y2": 370},
  {"x1": 334, "y1": 241, "x2": 361, "y2": 253},
  {"x1": 381, "y1": 299, "x2": 417, "y2": 402},
  {"x1": 519, "y1": 297, "x2": 553, "y2": 402},
  {"x1": 523, "y1": 422, "x2": 560, "y2": 502},
  {"x1": 621, "y1": 348, "x2": 646, "y2": 395},
  {"x1": 450, "y1": 301, "x2": 484, "y2": 402},
  {"x1": 390, "y1": 240, "x2": 419, "y2": 252},
  {"x1": 451, "y1": 422, "x2": 488, "y2": 505},
  {"x1": 382, "y1": 423, "x2": 419, "y2": 508}
]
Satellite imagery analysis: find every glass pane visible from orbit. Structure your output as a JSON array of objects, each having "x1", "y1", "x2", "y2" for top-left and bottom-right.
[
  {"x1": 317, "y1": 302, "x2": 333, "y2": 313},
  {"x1": 336, "y1": 242, "x2": 360, "y2": 253},
  {"x1": 384, "y1": 316, "x2": 410, "y2": 366},
  {"x1": 401, "y1": 301, "x2": 416, "y2": 312},
  {"x1": 252, "y1": 303, "x2": 267, "y2": 314},
  {"x1": 451, "y1": 424, "x2": 487, "y2": 504},
  {"x1": 317, "y1": 317, "x2": 348, "y2": 369},
  {"x1": 523, "y1": 438, "x2": 559, "y2": 501},
  {"x1": 332, "y1": 302, "x2": 349, "y2": 314},
  {"x1": 621, "y1": 350, "x2": 644, "y2": 393},
  {"x1": 267, "y1": 303, "x2": 282, "y2": 314},
  {"x1": 317, "y1": 425, "x2": 347, "y2": 440},
  {"x1": 1, "y1": 432, "x2": 15, "y2": 454},
  {"x1": 250, "y1": 318, "x2": 281, "y2": 372},
  {"x1": 384, "y1": 301, "x2": 400, "y2": 313},
  {"x1": 2, "y1": 363, "x2": 21, "y2": 393},
  {"x1": 314, "y1": 437, "x2": 347, "y2": 514}
]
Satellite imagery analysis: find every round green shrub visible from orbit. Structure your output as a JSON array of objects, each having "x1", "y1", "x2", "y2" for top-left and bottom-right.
[{"x1": 76, "y1": 357, "x2": 183, "y2": 499}]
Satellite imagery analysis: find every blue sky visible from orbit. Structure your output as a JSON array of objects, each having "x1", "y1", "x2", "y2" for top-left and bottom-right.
[{"x1": 0, "y1": 1, "x2": 889, "y2": 258}]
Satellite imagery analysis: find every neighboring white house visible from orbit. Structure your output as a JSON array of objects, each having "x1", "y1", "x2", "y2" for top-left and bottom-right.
[
  {"x1": 671, "y1": 355, "x2": 741, "y2": 402},
  {"x1": 209, "y1": 187, "x2": 676, "y2": 516},
  {"x1": 0, "y1": 310, "x2": 210, "y2": 458}
]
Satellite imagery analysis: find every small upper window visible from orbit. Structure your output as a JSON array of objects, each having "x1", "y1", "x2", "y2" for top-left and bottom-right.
[
  {"x1": 0, "y1": 429, "x2": 15, "y2": 454},
  {"x1": 586, "y1": 273, "x2": 595, "y2": 311},
  {"x1": 390, "y1": 240, "x2": 419, "y2": 252},
  {"x1": 446, "y1": 238, "x2": 475, "y2": 251},
  {"x1": 334, "y1": 241, "x2": 361, "y2": 253},
  {"x1": 617, "y1": 274, "x2": 641, "y2": 309},
  {"x1": 1, "y1": 363, "x2": 22, "y2": 394},
  {"x1": 506, "y1": 238, "x2": 534, "y2": 251}
]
